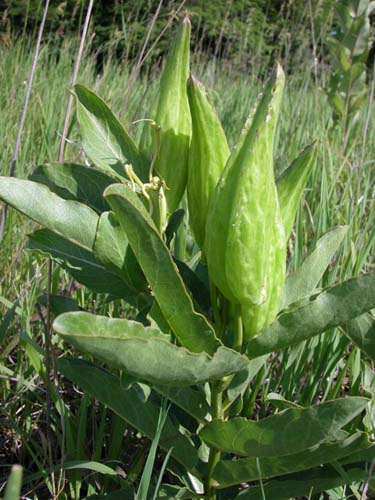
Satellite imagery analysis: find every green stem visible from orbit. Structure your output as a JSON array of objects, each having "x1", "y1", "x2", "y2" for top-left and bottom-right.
[
  {"x1": 205, "y1": 383, "x2": 223, "y2": 499},
  {"x1": 209, "y1": 281, "x2": 222, "y2": 336}
]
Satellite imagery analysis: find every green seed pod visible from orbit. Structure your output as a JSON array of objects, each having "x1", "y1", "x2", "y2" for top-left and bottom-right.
[
  {"x1": 241, "y1": 208, "x2": 285, "y2": 338},
  {"x1": 205, "y1": 65, "x2": 286, "y2": 317},
  {"x1": 187, "y1": 75, "x2": 230, "y2": 249},
  {"x1": 242, "y1": 143, "x2": 317, "y2": 339},
  {"x1": 141, "y1": 15, "x2": 191, "y2": 216}
]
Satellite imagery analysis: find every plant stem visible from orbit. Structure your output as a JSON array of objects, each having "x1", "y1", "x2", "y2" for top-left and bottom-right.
[
  {"x1": 209, "y1": 281, "x2": 221, "y2": 335},
  {"x1": 205, "y1": 383, "x2": 223, "y2": 499},
  {"x1": 231, "y1": 303, "x2": 243, "y2": 352}
]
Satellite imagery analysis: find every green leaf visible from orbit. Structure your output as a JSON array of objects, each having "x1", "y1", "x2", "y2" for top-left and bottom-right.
[
  {"x1": 25, "y1": 460, "x2": 117, "y2": 482},
  {"x1": 93, "y1": 211, "x2": 148, "y2": 295},
  {"x1": 57, "y1": 358, "x2": 199, "y2": 472},
  {"x1": 174, "y1": 259, "x2": 211, "y2": 314},
  {"x1": 55, "y1": 311, "x2": 168, "y2": 340},
  {"x1": 153, "y1": 385, "x2": 210, "y2": 424},
  {"x1": 276, "y1": 142, "x2": 316, "y2": 241},
  {"x1": 341, "y1": 443, "x2": 375, "y2": 465},
  {"x1": 0, "y1": 301, "x2": 18, "y2": 348},
  {"x1": 247, "y1": 273, "x2": 375, "y2": 357},
  {"x1": 199, "y1": 397, "x2": 367, "y2": 457},
  {"x1": 54, "y1": 311, "x2": 247, "y2": 386},
  {"x1": 93, "y1": 211, "x2": 128, "y2": 276},
  {"x1": 213, "y1": 432, "x2": 370, "y2": 487},
  {"x1": 281, "y1": 226, "x2": 349, "y2": 309},
  {"x1": 234, "y1": 464, "x2": 370, "y2": 500},
  {"x1": 137, "y1": 399, "x2": 170, "y2": 500},
  {"x1": 343, "y1": 313, "x2": 375, "y2": 359},
  {"x1": 29, "y1": 163, "x2": 114, "y2": 213},
  {"x1": 29, "y1": 229, "x2": 135, "y2": 300},
  {"x1": 226, "y1": 356, "x2": 268, "y2": 403},
  {"x1": 165, "y1": 209, "x2": 185, "y2": 247},
  {"x1": 155, "y1": 484, "x2": 196, "y2": 499},
  {"x1": 37, "y1": 294, "x2": 80, "y2": 316},
  {"x1": 0, "y1": 177, "x2": 98, "y2": 250},
  {"x1": 74, "y1": 84, "x2": 146, "y2": 179},
  {"x1": 104, "y1": 183, "x2": 219, "y2": 354}
]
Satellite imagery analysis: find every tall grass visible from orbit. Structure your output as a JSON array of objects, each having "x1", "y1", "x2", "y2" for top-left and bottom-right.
[{"x1": 1, "y1": 26, "x2": 375, "y2": 498}]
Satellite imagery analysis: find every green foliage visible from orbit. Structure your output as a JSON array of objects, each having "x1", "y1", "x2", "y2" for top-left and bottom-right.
[
  {"x1": 325, "y1": 0, "x2": 375, "y2": 140},
  {"x1": 199, "y1": 397, "x2": 368, "y2": 456},
  {"x1": 1, "y1": 13, "x2": 375, "y2": 500}
]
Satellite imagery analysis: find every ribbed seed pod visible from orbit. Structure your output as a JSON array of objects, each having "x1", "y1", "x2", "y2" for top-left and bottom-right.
[
  {"x1": 242, "y1": 143, "x2": 317, "y2": 339},
  {"x1": 187, "y1": 75, "x2": 230, "y2": 249},
  {"x1": 241, "y1": 207, "x2": 285, "y2": 339},
  {"x1": 141, "y1": 15, "x2": 192, "y2": 216},
  {"x1": 205, "y1": 65, "x2": 286, "y2": 320}
]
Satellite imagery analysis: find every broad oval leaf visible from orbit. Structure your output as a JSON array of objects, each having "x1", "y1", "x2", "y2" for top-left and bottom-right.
[
  {"x1": 343, "y1": 313, "x2": 375, "y2": 359},
  {"x1": 226, "y1": 356, "x2": 268, "y2": 403},
  {"x1": 104, "y1": 183, "x2": 219, "y2": 354},
  {"x1": 174, "y1": 258, "x2": 211, "y2": 314},
  {"x1": 54, "y1": 311, "x2": 247, "y2": 386},
  {"x1": 93, "y1": 211, "x2": 129, "y2": 278},
  {"x1": 154, "y1": 385, "x2": 210, "y2": 424},
  {"x1": 213, "y1": 432, "x2": 370, "y2": 487},
  {"x1": 199, "y1": 397, "x2": 368, "y2": 458},
  {"x1": 29, "y1": 229, "x2": 138, "y2": 302},
  {"x1": 281, "y1": 226, "x2": 349, "y2": 309},
  {"x1": 74, "y1": 84, "x2": 147, "y2": 179},
  {"x1": 0, "y1": 177, "x2": 98, "y2": 250},
  {"x1": 30, "y1": 163, "x2": 115, "y2": 213},
  {"x1": 93, "y1": 211, "x2": 148, "y2": 294},
  {"x1": 57, "y1": 357, "x2": 199, "y2": 471},
  {"x1": 234, "y1": 464, "x2": 370, "y2": 500},
  {"x1": 247, "y1": 272, "x2": 375, "y2": 358}
]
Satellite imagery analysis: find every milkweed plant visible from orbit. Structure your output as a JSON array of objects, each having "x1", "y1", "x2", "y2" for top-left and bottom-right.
[{"x1": 0, "y1": 14, "x2": 374, "y2": 499}]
